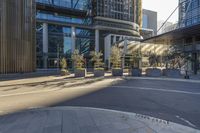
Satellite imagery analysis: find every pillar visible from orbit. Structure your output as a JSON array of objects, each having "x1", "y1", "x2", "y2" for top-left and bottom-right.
[
  {"x1": 95, "y1": 29, "x2": 99, "y2": 52},
  {"x1": 192, "y1": 36, "x2": 198, "y2": 74},
  {"x1": 71, "y1": 26, "x2": 76, "y2": 53},
  {"x1": 104, "y1": 35, "x2": 111, "y2": 69},
  {"x1": 43, "y1": 23, "x2": 48, "y2": 69}
]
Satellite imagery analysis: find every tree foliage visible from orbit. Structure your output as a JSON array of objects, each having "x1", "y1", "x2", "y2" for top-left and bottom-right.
[
  {"x1": 60, "y1": 57, "x2": 67, "y2": 69},
  {"x1": 130, "y1": 50, "x2": 141, "y2": 68},
  {"x1": 148, "y1": 52, "x2": 159, "y2": 67},
  {"x1": 71, "y1": 49, "x2": 85, "y2": 69},
  {"x1": 90, "y1": 51, "x2": 104, "y2": 69},
  {"x1": 110, "y1": 46, "x2": 122, "y2": 69}
]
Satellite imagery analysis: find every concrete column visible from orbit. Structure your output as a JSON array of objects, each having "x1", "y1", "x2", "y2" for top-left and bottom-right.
[
  {"x1": 71, "y1": 26, "x2": 76, "y2": 53},
  {"x1": 104, "y1": 35, "x2": 111, "y2": 69},
  {"x1": 192, "y1": 36, "x2": 198, "y2": 74},
  {"x1": 43, "y1": 23, "x2": 48, "y2": 69},
  {"x1": 113, "y1": 35, "x2": 116, "y2": 44},
  {"x1": 95, "y1": 29, "x2": 99, "y2": 52}
]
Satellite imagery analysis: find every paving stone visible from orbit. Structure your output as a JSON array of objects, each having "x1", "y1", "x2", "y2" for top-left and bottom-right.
[
  {"x1": 0, "y1": 107, "x2": 199, "y2": 133},
  {"x1": 135, "y1": 127, "x2": 156, "y2": 133},
  {"x1": 62, "y1": 110, "x2": 80, "y2": 133},
  {"x1": 80, "y1": 126, "x2": 99, "y2": 133},
  {"x1": 118, "y1": 128, "x2": 138, "y2": 133},
  {"x1": 112, "y1": 122, "x2": 130, "y2": 130},
  {"x1": 43, "y1": 125, "x2": 61, "y2": 133},
  {"x1": 98, "y1": 124, "x2": 120, "y2": 133},
  {"x1": 44, "y1": 110, "x2": 62, "y2": 127}
]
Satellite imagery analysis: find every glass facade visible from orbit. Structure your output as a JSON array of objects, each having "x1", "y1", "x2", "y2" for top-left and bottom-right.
[
  {"x1": 75, "y1": 28, "x2": 95, "y2": 55},
  {"x1": 37, "y1": 0, "x2": 90, "y2": 10},
  {"x1": 179, "y1": 0, "x2": 200, "y2": 27},
  {"x1": 36, "y1": 11, "x2": 92, "y2": 25},
  {"x1": 36, "y1": 0, "x2": 95, "y2": 68},
  {"x1": 95, "y1": 0, "x2": 134, "y2": 22},
  {"x1": 35, "y1": 0, "x2": 142, "y2": 69},
  {"x1": 93, "y1": 0, "x2": 141, "y2": 36},
  {"x1": 142, "y1": 14, "x2": 148, "y2": 29}
]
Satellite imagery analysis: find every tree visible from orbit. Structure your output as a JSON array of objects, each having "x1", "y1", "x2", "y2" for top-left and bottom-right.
[
  {"x1": 130, "y1": 50, "x2": 142, "y2": 68},
  {"x1": 90, "y1": 51, "x2": 104, "y2": 69},
  {"x1": 148, "y1": 52, "x2": 158, "y2": 67},
  {"x1": 163, "y1": 45, "x2": 185, "y2": 69},
  {"x1": 71, "y1": 49, "x2": 85, "y2": 69},
  {"x1": 59, "y1": 57, "x2": 68, "y2": 76},
  {"x1": 110, "y1": 46, "x2": 122, "y2": 69},
  {"x1": 60, "y1": 57, "x2": 67, "y2": 69}
]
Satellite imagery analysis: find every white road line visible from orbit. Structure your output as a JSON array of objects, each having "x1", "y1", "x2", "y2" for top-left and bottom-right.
[
  {"x1": 176, "y1": 115, "x2": 196, "y2": 128},
  {"x1": 112, "y1": 86, "x2": 200, "y2": 95}
]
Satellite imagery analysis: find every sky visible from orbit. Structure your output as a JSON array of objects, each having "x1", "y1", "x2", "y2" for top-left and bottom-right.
[{"x1": 143, "y1": 0, "x2": 179, "y2": 23}]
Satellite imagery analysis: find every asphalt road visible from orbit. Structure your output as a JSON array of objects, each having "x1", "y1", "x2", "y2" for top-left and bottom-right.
[{"x1": 52, "y1": 78, "x2": 200, "y2": 129}]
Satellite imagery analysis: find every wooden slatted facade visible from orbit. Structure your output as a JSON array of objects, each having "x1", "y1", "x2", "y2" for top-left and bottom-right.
[{"x1": 0, "y1": 0, "x2": 36, "y2": 74}]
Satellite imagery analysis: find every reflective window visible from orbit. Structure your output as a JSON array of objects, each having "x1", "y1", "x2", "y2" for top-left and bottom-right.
[
  {"x1": 36, "y1": 0, "x2": 90, "y2": 11},
  {"x1": 36, "y1": 11, "x2": 92, "y2": 25},
  {"x1": 75, "y1": 28, "x2": 95, "y2": 55},
  {"x1": 143, "y1": 14, "x2": 148, "y2": 28}
]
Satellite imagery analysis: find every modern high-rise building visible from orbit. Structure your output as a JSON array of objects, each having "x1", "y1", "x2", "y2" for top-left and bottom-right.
[
  {"x1": 141, "y1": 9, "x2": 157, "y2": 39},
  {"x1": 36, "y1": 0, "x2": 142, "y2": 69},
  {"x1": 179, "y1": 0, "x2": 200, "y2": 27},
  {"x1": 0, "y1": 0, "x2": 36, "y2": 74}
]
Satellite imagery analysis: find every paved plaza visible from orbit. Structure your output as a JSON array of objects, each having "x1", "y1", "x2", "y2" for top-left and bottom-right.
[{"x1": 0, "y1": 107, "x2": 199, "y2": 133}]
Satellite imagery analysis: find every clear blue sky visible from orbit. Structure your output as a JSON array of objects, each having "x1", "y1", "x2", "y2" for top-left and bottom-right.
[{"x1": 143, "y1": 0, "x2": 179, "y2": 23}]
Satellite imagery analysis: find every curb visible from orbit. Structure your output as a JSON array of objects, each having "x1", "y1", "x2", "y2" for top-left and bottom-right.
[{"x1": 124, "y1": 76, "x2": 200, "y2": 83}]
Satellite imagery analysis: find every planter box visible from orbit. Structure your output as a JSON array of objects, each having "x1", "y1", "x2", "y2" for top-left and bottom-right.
[
  {"x1": 75, "y1": 69, "x2": 86, "y2": 78},
  {"x1": 163, "y1": 69, "x2": 181, "y2": 78},
  {"x1": 94, "y1": 69, "x2": 105, "y2": 77},
  {"x1": 112, "y1": 69, "x2": 123, "y2": 76},
  {"x1": 131, "y1": 68, "x2": 142, "y2": 77},
  {"x1": 146, "y1": 68, "x2": 162, "y2": 77}
]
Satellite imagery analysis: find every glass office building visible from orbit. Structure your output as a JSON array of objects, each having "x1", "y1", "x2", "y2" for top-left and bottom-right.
[
  {"x1": 36, "y1": 0, "x2": 142, "y2": 69},
  {"x1": 179, "y1": 0, "x2": 200, "y2": 27},
  {"x1": 179, "y1": 0, "x2": 200, "y2": 74}
]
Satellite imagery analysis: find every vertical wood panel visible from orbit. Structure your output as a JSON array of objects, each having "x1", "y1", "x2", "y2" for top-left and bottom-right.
[{"x1": 0, "y1": 0, "x2": 36, "y2": 74}]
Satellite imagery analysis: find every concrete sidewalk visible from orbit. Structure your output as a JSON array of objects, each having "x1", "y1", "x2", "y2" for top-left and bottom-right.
[
  {"x1": 0, "y1": 107, "x2": 199, "y2": 133},
  {"x1": 125, "y1": 76, "x2": 200, "y2": 83}
]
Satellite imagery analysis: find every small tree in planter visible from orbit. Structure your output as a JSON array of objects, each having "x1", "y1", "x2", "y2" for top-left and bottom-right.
[
  {"x1": 60, "y1": 57, "x2": 69, "y2": 76},
  {"x1": 72, "y1": 49, "x2": 86, "y2": 77},
  {"x1": 110, "y1": 46, "x2": 123, "y2": 76},
  {"x1": 146, "y1": 52, "x2": 162, "y2": 77},
  {"x1": 162, "y1": 48, "x2": 183, "y2": 77},
  {"x1": 130, "y1": 50, "x2": 142, "y2": 76},
  {"x1": 90, "y1": 51, "x2": 104, "y2": 77},
  {"x1": 149, "y1": 52, "x2": 158, "y2": 68}
]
